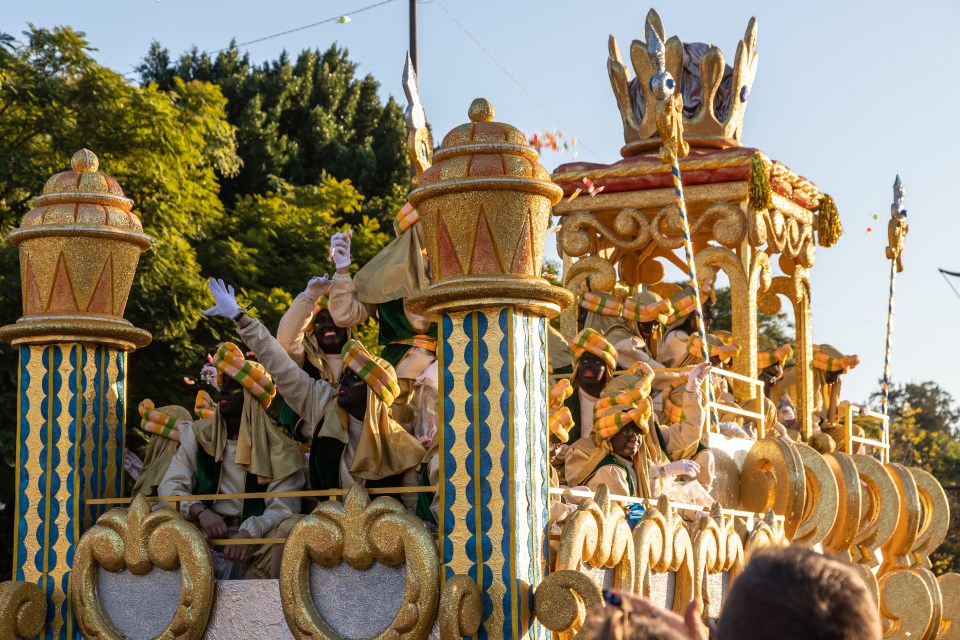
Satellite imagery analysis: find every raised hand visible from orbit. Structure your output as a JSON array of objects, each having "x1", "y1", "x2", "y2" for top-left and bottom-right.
[{"x1": 203, "y1": 278, "x2": 241, "y2": 319}]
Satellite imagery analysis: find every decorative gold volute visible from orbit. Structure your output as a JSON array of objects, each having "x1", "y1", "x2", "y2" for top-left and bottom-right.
[
  {"x1": 408, "y1": 98, "x2": 574, "y2": 317},
  {"x1": 0, "y1": 149, "x2": 152, "y2": 350}
]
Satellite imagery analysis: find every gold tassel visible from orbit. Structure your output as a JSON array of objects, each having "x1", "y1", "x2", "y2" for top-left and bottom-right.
[
  {"x1": 748, "y1": 153, "x2": 772, "y2": 211},
  {"x1": 817, "y1": 194, "x2": 842, "y2": 247}
]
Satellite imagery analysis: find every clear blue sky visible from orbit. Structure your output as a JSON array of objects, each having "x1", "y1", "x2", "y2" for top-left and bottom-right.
[{"x1": 7, "y1": 0, "x2": 960, "y2": 405}]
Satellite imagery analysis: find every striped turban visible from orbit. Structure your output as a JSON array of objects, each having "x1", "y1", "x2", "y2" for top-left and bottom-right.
[
  {"x1": 758, "y1": 344, "x2": 793, "y2": 370},
  {"x1": 812, "y1": 344, "x2": 860, "y2": 373},
  {"x1": 393, "y1": 202, "x2": 420, "y2": 236},
  {"x1": 213, "y1": 342, "x2": 277, "y2": 408},
  {"x1": 194, "y1": 390, "x2": 215, "y2": 420},
  {"x1": 592, "y1": 389, "x2": 653, "y2": 444},
  {"x1": 664, "y1": 277, "x2": 716, "y2": 327},
  {"x1": 570, "y1": 328, "x2": 618, "y2": 372},
  {"x1": 687, "y1": 332, "x2": 741, "y2": 363},
  {"x1": 342, "y1": 340, "x2": 402, "y2": 406},
  {"x1": 139, "y1": 399, "x2": 186, "y2": 442},
  {"x1": 578, "y1": 290, "x2": 624, "y2": 317},
  {"x1": 548, "y1": 379, "x2": 574, "y2": 443},
  {"x1": 622, "y1": 290, "x2": 673, "y2": 325}
]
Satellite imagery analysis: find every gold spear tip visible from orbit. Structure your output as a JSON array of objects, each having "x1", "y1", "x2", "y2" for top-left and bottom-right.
[
  {"x1": 71, "y1": 148, "x2": 99, "y2": 173},
  {"x1": 468, "y1": 98, "x2": 495, "y2": 123}
]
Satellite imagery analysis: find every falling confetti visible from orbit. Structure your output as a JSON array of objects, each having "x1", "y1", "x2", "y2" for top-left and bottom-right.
[
  {"x1": 338, "y1": 15, "x2": 351, "y2": 24},
  {"x1": 866, "y1": 227, "x2": 873, "y2": 233},
  {"x1": 184, "y1": 377, "x2": 196, "y2": 385},
  {"x1": 582, "y1": 177, "x2": 604, "y2": 197},
  {"x1": 872, "y1": 214, "x2": 879, "y2": 220},
  {"x1": 528, "y1": 129, "x2": 576, "y2": 154},
  {"x1": 568, "y1": 188, "x2": 582, "y2": 201}
]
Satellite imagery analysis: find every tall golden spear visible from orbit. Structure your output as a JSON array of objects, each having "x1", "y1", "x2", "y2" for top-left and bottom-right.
[{"x1": 881, "y1": 176, "x2": 908, "y2": 416}]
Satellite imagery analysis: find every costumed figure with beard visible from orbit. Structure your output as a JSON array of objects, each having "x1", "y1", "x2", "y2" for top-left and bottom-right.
[{"x1": 327, "y1": 203, "x2": 438, "y2": 432}]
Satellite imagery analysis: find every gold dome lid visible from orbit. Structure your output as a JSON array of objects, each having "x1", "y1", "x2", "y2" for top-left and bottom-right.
[
  {"x1": 16, "y1": 149, "x2": 147, "y2": 242},
  {"x1": 410, "y1": 98, "x2": 563, "y2": 204}
]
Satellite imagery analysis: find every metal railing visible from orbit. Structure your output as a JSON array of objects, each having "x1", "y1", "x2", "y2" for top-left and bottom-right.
[{"x1": 839, "y1": 403, "x2": 890, "y2": 462}]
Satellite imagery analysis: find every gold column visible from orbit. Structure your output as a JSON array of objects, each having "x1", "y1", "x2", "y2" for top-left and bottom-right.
[
  {"x1": 410, "y1": 99, "x2": 573, "y2": 640},
  {"x1": 0, "y1": 149, "x2": 152, "y2": 638}
]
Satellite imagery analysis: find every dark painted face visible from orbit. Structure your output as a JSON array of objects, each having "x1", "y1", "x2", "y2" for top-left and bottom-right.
[
  {"x1": 637, "y1": 320, "x2": 656, "y2": 343},
  {"x1": 759, "y1": 363, "x2": 783, "y2": 392},
  {"x1": 337, "y1": 368, "x2": 368, "y2": 418},
  {"x1": 611, "y1": 423, "x2": 642, "y2": 459},
  {"x1": 577, "y1": 306, "x2": 588, "y2": 332},
  {"x1": 577, "y1": 352, "x2": 607, "y2": 395},
  {"x1": 702, "y1": 300, "x2": 714, "y2": 332},
  {"x1": 219, "y1": 376, "x2": 244, "y2": 418},
  {"x1": 313, "y1": 309, "x2": 349, "y2": 354},
  {"x1": 825, "y1": 369, "x2": 842, "y2": 384}
]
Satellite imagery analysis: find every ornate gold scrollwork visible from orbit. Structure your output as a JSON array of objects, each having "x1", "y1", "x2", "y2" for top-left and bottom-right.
[
  {"x1": 880, "y1": 463, "x2": 922, "y2": 574},
  {"x1": 851, "y1": 455, "x2": 900, "y2": 571},
  {"x1": 792, "y1": 442, "x2": 839, "y2": 547},
  {"x1": 879, "y1": 568, "x2": 943, "y2": 640},
  {"x1": 438, "y1": 575, "x2": 482, "y2": 640},
  {"x1": 748, "y1": 206, "x2": 815, "y2": 267},
  {"x1": 71, "y1": 494, "x2": 214, "y2": 640},
  {"x1": 822, "y1": 452, "x2": 862, "y2": 561},
  {"x1": 744, "y1": 509, "x2": 788, "y2": 553},
  {"x1": 559, "y1": 209, "x2": 653, "y2": 257},
  {"x1": 633, "y1": 495, "x2": 694, "y2": 612},
  {"x1": 0, "y1": 580, "x2": 46, "y2": 639},
  {"x1": 556, "y1": 485, "x2": 636, "y2": 593},
  {"x1": 908, "y1": 468, "x2": 951, "y2": 570},
  {"x1": 533, "y1": 569, "x2": 603, "y2": 638},
  {"x1": 278, "y1": 485, "x2": 439, "y2": 640},
  {"x1": 738, "y1": 438, "x2": 805, "y2": 539},
  {"x1": 652, "y1": 202, "x2": 746, "y2": 250},
  {"x1": 691, "y1": 503, "x2": 744, "y2": 622}
]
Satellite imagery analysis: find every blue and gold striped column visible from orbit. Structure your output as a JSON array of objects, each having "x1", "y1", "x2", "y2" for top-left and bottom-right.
[
  {"x1": 439, "y1": 308, "x2": 550, "y2": 640},
  {"x1": 0, "y1": 150, "x2": 152, "y2": 638},
  {"x1": 14, "y1": 343, "x2": 126, "y2": 638}
]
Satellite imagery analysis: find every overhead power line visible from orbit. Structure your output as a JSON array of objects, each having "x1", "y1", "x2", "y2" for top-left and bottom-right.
[
  {"x1": 122, "y1": 0, "x2": 399, "y2": 77},
  {"x1": 432, "y1": 0, "x2": 599, "y2": 161}
]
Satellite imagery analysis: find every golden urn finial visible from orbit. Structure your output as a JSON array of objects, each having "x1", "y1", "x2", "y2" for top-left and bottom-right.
[
  {"x1": 0, "y1": 149, "x2": 153, "y2": 350},
  {"x1": 407, "y1": 99, "x2": 573, "y2": 317}
]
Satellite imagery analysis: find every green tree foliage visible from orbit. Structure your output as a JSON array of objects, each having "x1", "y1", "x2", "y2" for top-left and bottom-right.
[
  {"x1": 136, "y1": 41, "x2": 410, "y2": 228},
  {"x1": 0, "y1": 27, "x2": 402, "y2": 580},
  {"x1": 882, "y1": 382, "x2": 960, "y2": 573},
  {"x1": 711, "y1": 286, "x2": 795, "y2": 352}
]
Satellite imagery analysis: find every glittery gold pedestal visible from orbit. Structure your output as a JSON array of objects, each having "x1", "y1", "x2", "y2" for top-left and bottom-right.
[
  {"x1": 410, "y1": 100, "x2": 572, "y2": 639},
  {"x1": 0, "y1": 150, "x2": 152, "y2": 639}
]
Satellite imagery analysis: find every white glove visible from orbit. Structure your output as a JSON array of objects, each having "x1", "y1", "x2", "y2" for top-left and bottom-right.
[
  {"x1": 304, "y1": 274, "x2": 331, "y2": 300},
  {"x1": 718, "y1": 421, "x2": 750, "y2": 439},
  {"x1": 203, "y1": 278, "x2": 241, "y2": 319},
  {"x1": 200, "y1": 363, "x2": 219, "y2": 390},
  {"x1": 330, "y1": 233, "x2": 352, "y2": 270},
  {"x1": 685, "y1": 361, "x2": 712, "y2": 392},
  {"x1": 414, "y1": 360, "x2": 439, "y2": 388},
  {"x1": 658, "y1": 459, "x2": 701, "y2": 478}
]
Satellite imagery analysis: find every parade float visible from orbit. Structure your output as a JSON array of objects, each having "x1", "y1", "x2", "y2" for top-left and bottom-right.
[{"x1": 0, "y1": 8, "x2": 956, "y2": 640}]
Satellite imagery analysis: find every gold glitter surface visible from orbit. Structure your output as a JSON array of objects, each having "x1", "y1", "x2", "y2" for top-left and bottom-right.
[
  {"x1": 737, "y1": 438, "x2": 805, "y2": 539},
  {"x1": 533, "y1": 570, "x2": 603, "y2": 634},
  {"x1": 878, "y1": 568, "x2": 941, "y2": 640},
  {"x1": 909, "y1": 468, "x2": 951, "y2": 570},
  {"x1": 691, "y1": 504, "x2": 744, "y2": 625},
  {"x1": 439, "y1": 575, "x2": 482, "y2": 639},
  {"x1": 792, "y1": 443, "x2": 838, "y2": 547},
  {"x1": 938, "y1": 573, "x2": 960, "y2": 640},
  {"x1": 0, "y1": 580, "x2": 46, "y2": 639},
  {"x1": 0, "y1": 148, "x2": 152, "y2": 351},
  {"x1": 278, "y1": 485, "x2": 439, "y2": 640},
  {"x1": 744, "y1": 510, "x2": 788, "y2": 553},
  {"x1": 557, "y1": 485, "x2": 635, "y2": 592},
  {"x1": 71, "y1": 495, "x2": 215, "y2": 640},
  {"x1": 633, "y1": 495, "x2": 694, "y2": 613},
  {"x1": 822, "y1": 452, "x2": 862, "y2": 561},
  {"x1": 880, "y1": 464, "x2": 921, "y2": 574},
  {"x1": 851, "y1": 454, "x2": 900, "y2": 570}
]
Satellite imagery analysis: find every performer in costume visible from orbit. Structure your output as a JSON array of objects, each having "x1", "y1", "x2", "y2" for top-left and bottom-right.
[
  {"x1": 562, "y1": 328, "x2": 618, "y2": 444},
  {"x1": 203, "y1": 278, "x2": 425, "y2": 499},
  {"x1": 132, "y1": 400, "x2": 190, "y2": 497},
  {"x1": 327, "y1": 203, "x2": 437, "y2": 428},
  {"x1": 158, "y1": 341, "x2": 305, "y2": 579},
  {"x1": 275, "y1": 275, "x2": 351, "y2": 436},
  {"x1": 657, "y1": 277, "x2": 716, "y2": 368},
  {"x1": 811, "y1": 344, "x2": 862, "y2": 453}
]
